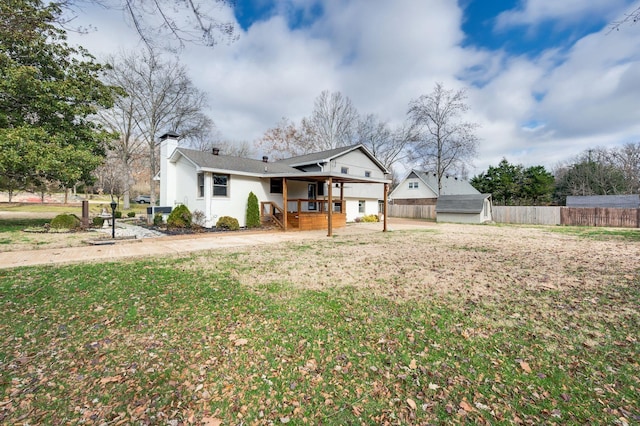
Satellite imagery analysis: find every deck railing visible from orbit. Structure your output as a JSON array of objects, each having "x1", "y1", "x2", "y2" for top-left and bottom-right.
[
  {"x1": 286, "y1": 199, "x2": 344, "y2": 214},
  {"x1": 260, "y1": 201, "x2": 284, "y2": 229}
]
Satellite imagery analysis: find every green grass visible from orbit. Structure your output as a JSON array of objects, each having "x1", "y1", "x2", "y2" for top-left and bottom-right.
[
  {"x1": 0, "y1": 218, "x2": 50, "y2": 233},
  {"x1": 0, "y1": 254, "x2": 638, "y2": 425},
  {"x1": 547, "y1": 226, "x2": 640, "y2": 241}
]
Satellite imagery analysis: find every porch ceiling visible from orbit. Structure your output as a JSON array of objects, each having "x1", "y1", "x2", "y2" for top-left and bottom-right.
[{"x1": 272, "y1": 172, "x2": 392, "y2": 185}]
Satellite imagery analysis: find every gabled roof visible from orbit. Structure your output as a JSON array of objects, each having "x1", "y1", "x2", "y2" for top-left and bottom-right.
[
  {"x1": 277, "y1": 144, "x2": 390, "y2": 173},
  {"x1": 436, "y1": 194, "x2": 491, "y2": 214},
  {"x1": 172, "y1": 148, "x2": 301, "y2": 175},
  {"x1": 411, "y1": 170, "x2": 480, "y2": 196}
]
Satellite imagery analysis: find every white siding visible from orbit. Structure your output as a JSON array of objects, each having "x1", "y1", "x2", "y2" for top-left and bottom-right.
[
  {"x1": 329, "y1": 150, "x2": 386, "y2": 179},
  {"x1": 389, "y1": 178, "x2": 437, "y2": 200}
]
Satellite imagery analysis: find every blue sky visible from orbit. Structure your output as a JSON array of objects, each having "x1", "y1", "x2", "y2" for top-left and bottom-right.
[{"x1": 69, "y1": 0, "x2": 640, "y2": 175}]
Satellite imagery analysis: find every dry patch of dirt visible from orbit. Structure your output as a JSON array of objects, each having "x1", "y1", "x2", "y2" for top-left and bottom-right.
[{"x1": 189, "y1": 223, "x2": 640, "y2": 304}]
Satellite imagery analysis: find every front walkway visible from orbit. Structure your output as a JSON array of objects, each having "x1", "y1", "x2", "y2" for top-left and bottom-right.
[{"x1": 0, "y1": 219, "x2": 435, "y2": 269}]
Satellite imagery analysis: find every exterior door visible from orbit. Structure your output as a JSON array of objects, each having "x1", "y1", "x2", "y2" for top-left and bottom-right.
[{"x1": 308, "y1": 183, "x2": 317, "y2": 210}]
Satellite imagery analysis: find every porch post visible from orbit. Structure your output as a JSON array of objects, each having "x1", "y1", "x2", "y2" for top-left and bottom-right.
[
  {"x1": 327, "y1": 177, "x2": 333, "y2": 237},
  {"x1": 283, "y1": 178, "x2": 288, "y2": 231},
  {"x1": 383, "y1": 183, "x2": 389, "y2": 232}
]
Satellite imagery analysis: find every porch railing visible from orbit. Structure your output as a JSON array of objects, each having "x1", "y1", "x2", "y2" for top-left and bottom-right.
[
  {"x1": 260, "y1": 201, "x2": 284, "y2": 229},
  {"x1": 286, "y1": 199, "x2": 344, "y2": 214}
]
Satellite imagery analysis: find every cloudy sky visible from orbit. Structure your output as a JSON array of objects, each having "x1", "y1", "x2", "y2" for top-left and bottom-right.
[{"x1": 67, "y1": 0, "x2": 640, "y2": 175}]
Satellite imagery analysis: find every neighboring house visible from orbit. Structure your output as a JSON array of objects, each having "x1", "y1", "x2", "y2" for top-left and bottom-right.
[
  {"x1": 389, "y1": 170, "x2": 480, "y2": 205},
  {"x1": 436, "y1": 194, "x2": 493, "y2": 224},
  {"x1": 158, "y1": 132, "x2": 391, "y2": 231},
  {"x1": 566, "y1": 195, "x2": 640, "y2": 208}
]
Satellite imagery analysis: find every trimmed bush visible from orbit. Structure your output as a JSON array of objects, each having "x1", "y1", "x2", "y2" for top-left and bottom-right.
[
  {"x1": 127, "y1": 211, "x2": 136, "y2": 218},
  {"x1": 167, "y1": 204, "x2": 192, "y2": 228},
  {"x1": 114, "y1": 211, "x2": 122, "y2": 219},
  {"x1": 153, "y1": 213, "x2": 164, "y2": 226},
  {"x1": 246, "y1": 191, "x2": 260, "y2": 228},
  {"x1": 92, "y1": 216, "x2": 105, "y2": 227},
  {"x1": 216, "y1": 216, "x2": 239, "y2": 231},
  {"x1": 50, "y1": 214, "x2": 82, "y2": 230}
]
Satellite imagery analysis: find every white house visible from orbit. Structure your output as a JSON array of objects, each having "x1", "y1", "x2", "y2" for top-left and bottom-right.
[
  {"x1": 158, "y1": 133, "x2": 392, "y2": 231},
  {"x1": 389, "y1": 169, "x2": 480, "y2": 205}
]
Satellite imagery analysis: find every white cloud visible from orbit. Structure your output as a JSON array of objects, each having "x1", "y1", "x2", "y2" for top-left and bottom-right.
[
  {"x1": 495, "y1": 0, "x2": 631, "y2": 28},
  {"x1": 66, "y1": 0, "x2": 640, "y2": 174}
]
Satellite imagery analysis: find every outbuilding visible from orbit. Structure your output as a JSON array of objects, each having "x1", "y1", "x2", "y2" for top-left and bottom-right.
[{"x1": 435, "y1": 194, "x2": 493, "y2": 224}]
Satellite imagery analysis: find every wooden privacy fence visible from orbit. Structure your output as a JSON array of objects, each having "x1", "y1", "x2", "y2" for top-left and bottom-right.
[
  {"x1": 391, "y1": 204, "x2": 640, "y2": 228},
  {"x1": 492, "y1": 206, "x2": 561, "y2": 225},
  {"x1": 388, "y1": 204, "x2": 436, "y2": 220},
  {"x1": 560, "y1": 208, "x2": 640, "y2": 228}
]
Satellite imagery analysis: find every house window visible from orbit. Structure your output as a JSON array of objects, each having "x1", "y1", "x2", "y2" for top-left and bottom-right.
[
  {"x1": 365, "y1": 171, "x2": 371, "y2": 178},
  {"x1": 341, "y1": 166, "x2": 349, "y2": 174},
  {"x1": 270, "y1": 178, "x2": 283, "y2": 194},
  {"x1": 213, "y1": 174, "x2": 229, "y2": 196},
  {"x1": 317, "y1": 183, "x2": 324, "y2": 196},
  {"x1": 197, "y1": 173, "x2": 204, "y2": 197},
  {"x1": 358, "y1": 200, "x2": 365, "y2": 213},
  {"x1": 409, "y1": 181, "x2": 419, "y2": 189}
]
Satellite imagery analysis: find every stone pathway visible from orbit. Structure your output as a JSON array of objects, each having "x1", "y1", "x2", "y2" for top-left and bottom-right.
[{"x1": 94, "y1": 220, "x2": 166, "y2": 239}]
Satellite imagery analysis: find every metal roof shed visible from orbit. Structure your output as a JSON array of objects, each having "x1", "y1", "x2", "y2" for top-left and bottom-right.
[{"x1": 436, "y1": 194, "x2": 493, "y2": 224}]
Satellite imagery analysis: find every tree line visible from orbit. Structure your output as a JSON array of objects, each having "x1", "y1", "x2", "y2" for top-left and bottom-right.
[{"x1": 470, "y1": 143, "x2": 640, "y2": 206}]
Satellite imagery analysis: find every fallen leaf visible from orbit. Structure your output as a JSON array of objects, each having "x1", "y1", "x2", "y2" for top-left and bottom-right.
[
  {"x1": 409, "y1": 359, "x2": 417, "y2": 369},
  {"x1": 519, "y1": 361, "x2": 532, "y2": 373},
  {"x1": 100, "y1": 375, "x2": 122, "y2": 384},
  {"x1": 407, "y1": 398, "x2": 417, "y2": 410},
  {"x1": 459, "y1": 400, "x2": 474, "y2": 412},
  {"x1": 234, "y1": 338, "x2": 248, "y2": 346},
  {"x1": 428, "y1": 383, "x2": 439, "y2": 390},
  {"x1": 202, "y1": 417, "x2": 222, "y2": 426}
]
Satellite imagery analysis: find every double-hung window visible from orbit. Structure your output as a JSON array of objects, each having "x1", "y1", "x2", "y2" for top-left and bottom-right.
[
  {"x1": 197, "y1": 173, "x2": 205, "y2": 197},
  {"x1": 213, "y1": 174, "x2": 229, "y2": 196}
]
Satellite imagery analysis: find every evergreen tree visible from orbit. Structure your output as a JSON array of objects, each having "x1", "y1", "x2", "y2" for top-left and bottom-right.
[{"x1": 246, "y1": 192, "x2": 261, "y2": 228}]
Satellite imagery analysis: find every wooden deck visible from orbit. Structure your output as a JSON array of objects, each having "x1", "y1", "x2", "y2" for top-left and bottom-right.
[{"x1": 261, "y1": 200, "x2": 346, "y2": 231}]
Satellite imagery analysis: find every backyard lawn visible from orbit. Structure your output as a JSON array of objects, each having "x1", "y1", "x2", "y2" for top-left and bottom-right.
[{"x1": 0, "y1": 225, "x2": 638, "y2": 424}]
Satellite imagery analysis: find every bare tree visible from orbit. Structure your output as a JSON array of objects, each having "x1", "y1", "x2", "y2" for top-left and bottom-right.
[
  {"x1": 407, "y1": 82, "x2": 480, "y2": 193},
  {"x1": 356, "y1": 114, "x2": 417, "y2": 173},
  {"x1": 612, "y1": 142, "x2": 640, "y2": 194},
  {"x1": 302, "y1": 90, "x2": 359, "y2": 151},
  {"x1": 257, "y1": 117, "x2": 307, "y2": 159},
  {"x1": 104, "y1": 50, "x2": 215, "y2": 203},
  {"x1": 609, "y1": 5, "x2": 640, "y2": 32},
  {"x1": 258, "y1": 91, "x2": 359, "y2": 158},
  {"x1": 62, "y1": 0, "x2": 237, "y2": 51}
]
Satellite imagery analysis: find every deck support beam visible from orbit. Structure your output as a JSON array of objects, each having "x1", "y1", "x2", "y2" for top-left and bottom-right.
[
  {"x1": 283, "y1": 178, "x2": 288, "y2": 231},
  {"x1": 383, "y1": 182, "x2": 389, "y2": 232},
  {"x1": 327, "y1": 177, "x2": 333, "y2": 237}
]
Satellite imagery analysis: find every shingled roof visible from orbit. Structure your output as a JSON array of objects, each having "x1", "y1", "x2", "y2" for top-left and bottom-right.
[
  {"x1": 436, "y1": 194, "x2": 491, "y2": 214},
  {"x1": 173, "y1": 148, "x2": 301, "y2": 175}
]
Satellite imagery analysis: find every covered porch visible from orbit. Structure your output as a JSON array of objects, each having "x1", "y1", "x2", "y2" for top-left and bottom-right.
[{"x1": 260, "y1": 175, "x2": 390, "y2": 236}]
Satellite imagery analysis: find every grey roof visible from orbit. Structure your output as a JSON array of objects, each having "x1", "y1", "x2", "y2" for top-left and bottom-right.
[
  {"x1": 566, "y1": 195, "x2": 640, "y2": 208},
  {"x1": 436, "y1": 194, "x2": 491, "y2": 214},
  {"x1": 277, "y1": 144, "x2": 389, "y2": 173},
  {"x1": 174, "y1": 148, "x2": 301, "y2": 175},
  {"x1": 411, "y1": 170, "x2": 480, "y2": 196},
  {"x1": 277, "y1": 145, "x2": 361, "y2": 166}
]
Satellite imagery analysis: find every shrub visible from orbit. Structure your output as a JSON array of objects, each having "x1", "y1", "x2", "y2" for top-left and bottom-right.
[
  {"x1": 127, "y1": 211, "x2": 136, "y2": 218},
  {"x1": 50, "y1": 214, "x2": 82, "y2": 230},
  {"x1": 114, "y1": 211, "x2": 122, "y2": 219},
  {"x1": 192, "y1": 209, "x2": 206, "y2": 228},
  {"x1": 167, "y1": 204, "x2": 192, "y2": 228},
  {"x1": 216, "y1": 216, "x2": 239, "y2": 231},
  {"x1": 153, "y1": 213, "x2": 164, "y2": 226},
  {"x1": 246, "y1": 191, "x2": 260, "y2": 228},
  {"x1": 361, "y1": 214, "x2": 379, "y2": 223},
  {"x1": 92, "y1": 216, "x2": 105, "y2": 227}
]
